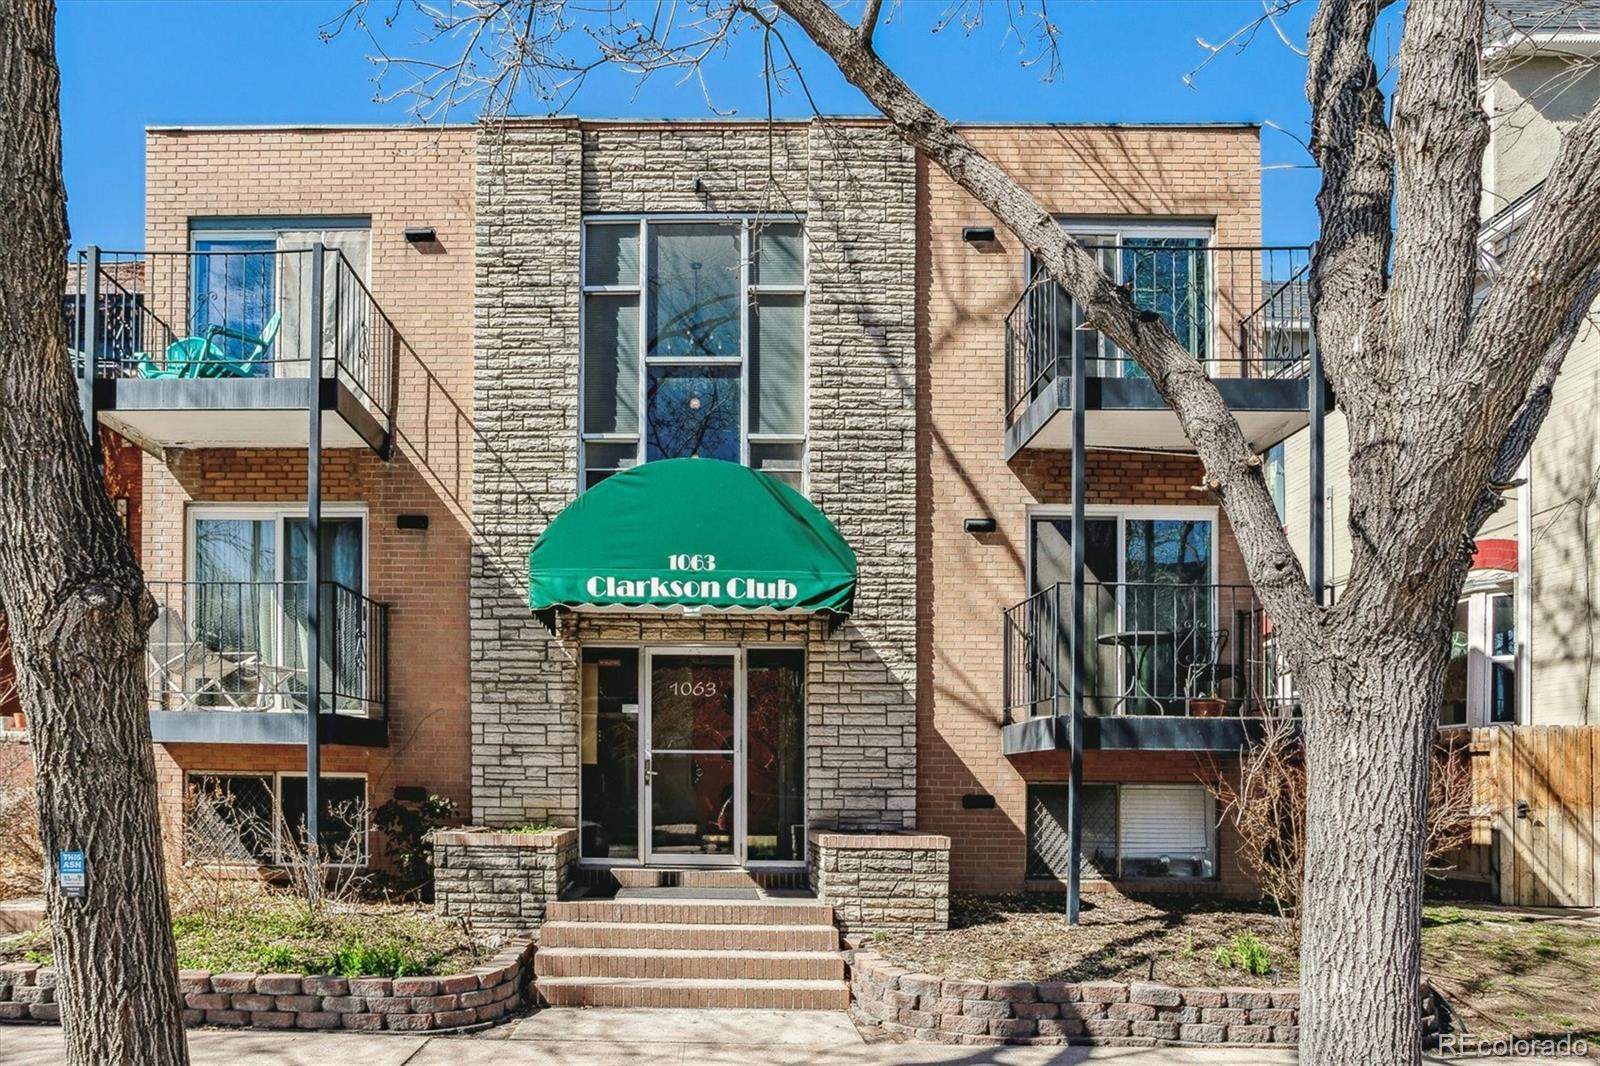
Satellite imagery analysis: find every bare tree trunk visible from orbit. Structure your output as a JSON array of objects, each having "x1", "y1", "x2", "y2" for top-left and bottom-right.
[
  {"x1": 1298, "y1": 635, "x2": 1445, "y2": 1064},
  {"x1": 0, "y1": 1, "x2": 190, "y2": 1063}
]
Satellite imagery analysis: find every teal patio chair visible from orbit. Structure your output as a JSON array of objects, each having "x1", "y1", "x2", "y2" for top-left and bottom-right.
[{"x1": 134, "y1": 311, "x2": 281, "y2": 380}]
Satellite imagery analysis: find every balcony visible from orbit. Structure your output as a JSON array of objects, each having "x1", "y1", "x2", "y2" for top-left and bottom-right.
[
  {"x1": 1002, "y1": 245, "x2": 1317, "y2": 457},
  {"x1": 999, "y1": 580, "x2": 1299, "y2": 754},
  {"x1": 71, "y1": 247, "x2": 399, "y2": 457},
  {"x1": 145, "y1": 580, "x2": 388, "y2": 746}
]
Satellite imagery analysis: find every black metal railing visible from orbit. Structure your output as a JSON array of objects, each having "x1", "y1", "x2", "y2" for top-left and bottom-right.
[
  {"x1": 68, "y1": 247, "x2": 401, "y2": 423},
  {"x1": 1003, "y1": 245, "x2": 1314, "y2": 425},
  {"x1": 145, "y1": 580, "x2": 388, "y2": 719},
  {"x1": 1001, "y1": 580, "x2": 1299, "y2": 723}
]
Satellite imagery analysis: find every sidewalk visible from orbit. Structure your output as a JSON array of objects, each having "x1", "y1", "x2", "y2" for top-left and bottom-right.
[{"x1": 0, "y1": 1010, "x2": 1580, "y2": 1065}]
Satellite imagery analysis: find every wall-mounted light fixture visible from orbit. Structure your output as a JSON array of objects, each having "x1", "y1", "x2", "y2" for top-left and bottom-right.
[
  {"x1": 962, "y1": 226, "x2": 996, "y2": 243},
  {"x1": 404, "y1": 227, "x2": 438, "y2": 244},
  {"x1": 963, "y1": 517, "x2": 997, "y2": 535}
]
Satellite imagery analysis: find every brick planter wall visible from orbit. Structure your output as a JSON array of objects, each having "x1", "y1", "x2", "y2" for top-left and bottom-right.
[
  {"x1": 847, "y1": 950, "x2": 1443, "y2": 1048},
  {"x1": 0, "y1": 940, "x2": 530, "y2": 1032},
  {"x1": 808, "y1": 831, "x2": 950, "y2": 935},
  {"x1": 433, "y1": 827, "x2": 577, "y2": 935}
]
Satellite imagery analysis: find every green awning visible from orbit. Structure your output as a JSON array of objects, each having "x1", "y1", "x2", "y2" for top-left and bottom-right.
[{"x1": 528, "y1": 458, "x2": 857, "y2": 616}]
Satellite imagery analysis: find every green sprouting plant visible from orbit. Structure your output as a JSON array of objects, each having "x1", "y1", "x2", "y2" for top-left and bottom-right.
[
  {"x1": 1214, "y1": 933, "x2": 1272, "y2": 976},
  {"x1": 258, "y1": 944, "x2": 297, "y2": 971},
  {"x1": 1179, "y1": 933, "x2": 1196, "y2": 960},
  {"x1": 869, "y1": 930, "x2": 889, "y2": 945},
  {"x1": 22, "y1": 949, "x2": 51, "y2": 965},
  {"x1": 324, "y1": 937, "x2": 436, "y2": 978}
]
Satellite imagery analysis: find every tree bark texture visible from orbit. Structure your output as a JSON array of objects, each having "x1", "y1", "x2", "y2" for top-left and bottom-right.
[
  {"x1": 768, "y1": 1, "x2": 1600, "y2": 1064},
  {"x1": 0, "y1": 1, "x2": 190, "y2": 1063}
]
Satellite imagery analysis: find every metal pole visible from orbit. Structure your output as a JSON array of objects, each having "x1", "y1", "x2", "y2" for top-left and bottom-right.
[
  {"x1": 1308, "y1": 334, "x2": 1326, "y2": 605},
  {"x1": 79, "y1": 247, "x2": 101, "y2": 448},
  {"x1": 1067, "y1": 332, "x2": 1087, "y2": 925},
  {"x1": 306, "y1": 244, "x2": 325, "y2": 905}
]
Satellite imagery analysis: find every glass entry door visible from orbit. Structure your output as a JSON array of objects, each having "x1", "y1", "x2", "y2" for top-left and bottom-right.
[{"x1": 644, "y1": 650, "x2": 741, "y2": 864}]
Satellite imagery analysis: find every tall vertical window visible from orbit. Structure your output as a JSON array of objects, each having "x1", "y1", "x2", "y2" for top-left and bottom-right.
[
  {"x1": 1444, "y1": 587, "x2": 1518, "y2": 727},
  {"x1": 581, "y1": 218, "x2": 806, "y2": 491}
]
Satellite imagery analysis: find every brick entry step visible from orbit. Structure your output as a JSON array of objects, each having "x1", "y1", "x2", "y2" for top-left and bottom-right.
[{"x1": 534, "y1": 893, "x2": 849, "y2": 1010}]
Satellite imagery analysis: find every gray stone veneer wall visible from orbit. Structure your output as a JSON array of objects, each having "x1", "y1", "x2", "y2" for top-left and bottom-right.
[
  {"x1": 808, "y1": 831, "x2": 951, "y2": 935},
  {"x1": 470, "y1": 120, "x2": 918, "y2": 834},
  {"x1": 434, "y1": 829, "x2": 578, "y2": 936}
]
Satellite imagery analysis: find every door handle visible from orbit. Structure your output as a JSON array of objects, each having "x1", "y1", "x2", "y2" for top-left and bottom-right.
[{"x1": 644, "y1": 756, "x2": 658, "y2": 781}]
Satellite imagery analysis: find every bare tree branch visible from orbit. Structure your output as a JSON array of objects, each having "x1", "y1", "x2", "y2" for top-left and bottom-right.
[{"x1": 769, "y1": 0, "x2": 1322, "y2": 653}]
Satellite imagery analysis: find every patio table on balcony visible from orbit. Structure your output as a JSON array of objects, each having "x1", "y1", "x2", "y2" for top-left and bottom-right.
[{"x1": 1096, "y1": 629, "x2": 1176, "y2": 716}]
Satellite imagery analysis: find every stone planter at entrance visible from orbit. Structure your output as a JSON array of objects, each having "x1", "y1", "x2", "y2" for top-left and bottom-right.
[
  {"x1": 807, "y1": 830, "x2": 951, "y2": 936},
  {"x1": 433, "y1": 828, "x2": 578, "y2": 935}
]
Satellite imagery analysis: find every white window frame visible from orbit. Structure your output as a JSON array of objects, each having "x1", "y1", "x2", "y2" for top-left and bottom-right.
[
  {"x1": 1450, "y1": 585, "x2": 1519, "y2": 728},
  {"x1": 183, "y1": 769, "x2": 370, "y2": 868},
  {"x1": 1025, "y1": 503, "x2": 1221, "y2": 592},
  {"x1": 576, "y1": 639, "x2": 809, "y2": 871},
  {"x1": 1031, "y1": 219, "x2": 1217, "y2": 375},
  {"x1": 186, "y1": 503, "x2": 371, "y2": 593},
  {"x1": 1026, "y1": 780, "x2": 1219, "y2": 882},
  {"x1": 578, "y1": 214, "x2": 809, "y2": 493},
  {"x1": 185, "y1": 504, "x2": 371, "y2": 713}
]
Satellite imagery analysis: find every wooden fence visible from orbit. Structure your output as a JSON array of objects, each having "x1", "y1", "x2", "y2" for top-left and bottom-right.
[{"x1": 1443, "y1": 725, "x2": 1599, "y2": 908}]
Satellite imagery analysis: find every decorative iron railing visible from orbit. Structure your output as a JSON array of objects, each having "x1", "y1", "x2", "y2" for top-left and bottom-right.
[
  {"x1": 145, "y1": 580, "x2": 388, "y2": 719},
  {"x1": 1003, "y1": 244, "x2": 1314, "y2": 425},
  {"x1": 1001, "y1": 580, "x2": 1299, "y2": 723},
  {"x1": 68, "y1": 247, "x2": 400, "y2": 423}
]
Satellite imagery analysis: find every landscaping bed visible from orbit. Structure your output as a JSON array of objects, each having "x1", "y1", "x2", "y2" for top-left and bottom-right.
[
  {"x1": 0, "y1": 884, "x2": 491, "y2": 978},
  {"x1": 869, "y1": 892, "x2": 1298, "y2": 988}
]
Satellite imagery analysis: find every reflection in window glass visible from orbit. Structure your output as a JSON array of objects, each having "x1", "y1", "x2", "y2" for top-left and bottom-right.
[
  {"x1": 583, "y1": 293, "x2": 641, "y2": 435},
  {"x1": 647, "y1": 224, "x2": 742, "y2": 359},
  {"x1": 580, "y1": 648, "x2": 639, "y2": 859},
  {"x1": 746, "y1": 650, "x2": 805, "y2": 861},
  {"x1": 1443, "y1": 599, "x2": 1471, "y2": 726},
  {"x1": 279, "y1": 775, "x2": 368, "y2": 865},
  {"x1": 645, "y1": 365, "x2": 741, "y2": 462},
  {"x1": 193, "y1": 239, "x2": 276, "y2": 368}
]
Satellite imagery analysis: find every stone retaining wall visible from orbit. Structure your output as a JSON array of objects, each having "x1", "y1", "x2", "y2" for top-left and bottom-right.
[
  {"x1": 434, "y1": 827, "x2": 577, "y2": 935},
  {"x1": 847, "y1": 950, "x2": 1443, "y2": 1048},
  {"x1": 0, "y1": 940, "x2": 530, "y2": 1032},
  {"x1": 808, "y1": 831, "x2": 950, "y2": 935}
]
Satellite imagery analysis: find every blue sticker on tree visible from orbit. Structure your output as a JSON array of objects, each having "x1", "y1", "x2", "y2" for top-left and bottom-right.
[{"x1": 57, "y1": 850, "x2": 85, "y2": 898}]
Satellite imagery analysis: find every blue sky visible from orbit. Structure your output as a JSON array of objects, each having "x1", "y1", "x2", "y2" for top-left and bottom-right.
[{"x1": 58, "y1": 0, "x2": 1352, "y2": 249}]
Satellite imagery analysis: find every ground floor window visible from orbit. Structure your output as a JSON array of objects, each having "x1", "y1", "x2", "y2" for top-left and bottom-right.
[
  {"x1": 184, "y1": 771, "x2": 368, "y2": 867},
  {"x1": 579, "y1": 644, "x2": 806, "y2": 865},
  {"x1": 1027, "y1": 782, "x2": 1216, "y2": 881}
]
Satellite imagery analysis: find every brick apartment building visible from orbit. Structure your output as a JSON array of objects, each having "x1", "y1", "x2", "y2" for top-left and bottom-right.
[{"x1": 58, "y1": 117, "x2": 1317, "y2": 900}]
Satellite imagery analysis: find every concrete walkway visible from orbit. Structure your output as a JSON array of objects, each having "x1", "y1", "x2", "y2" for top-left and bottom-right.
[{"x1": 0, "y1": 1011, "x2": 1580, "y2": 1065}]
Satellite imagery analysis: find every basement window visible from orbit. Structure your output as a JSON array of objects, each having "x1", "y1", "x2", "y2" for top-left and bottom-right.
[{"x1": 1026, "y1": 782, "x2": 1217, "y2": 881}]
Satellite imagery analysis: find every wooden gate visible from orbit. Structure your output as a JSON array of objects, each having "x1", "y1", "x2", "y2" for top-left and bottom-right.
[{"x1": 1457, "y1": 725, "x2": 1600, "y2": 908}]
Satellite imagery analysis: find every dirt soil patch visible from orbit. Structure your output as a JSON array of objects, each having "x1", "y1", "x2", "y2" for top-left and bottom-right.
[
  {"x1": 1422, "y1": 905, "x2": 1600, "y2": 1042},
  {"x1": 871, "y1": 893, "x2": 1299, "y2": 987}
]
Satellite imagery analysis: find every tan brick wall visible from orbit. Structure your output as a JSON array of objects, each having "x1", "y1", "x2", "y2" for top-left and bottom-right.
[
  {"x1": 142, "y1": 128, "x2": 477, "y2": 855},
  {"x1": 917, "y1": 125, "x2": 1263, "y2": 894}
]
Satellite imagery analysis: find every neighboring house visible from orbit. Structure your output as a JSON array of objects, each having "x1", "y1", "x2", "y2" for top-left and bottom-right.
[
  {"x1": 1282, "y1": 0, "x2": 1600, "y2": 729},
  {"x1": 64, "y1": 118, "x2": 1323, "y2": 932}
]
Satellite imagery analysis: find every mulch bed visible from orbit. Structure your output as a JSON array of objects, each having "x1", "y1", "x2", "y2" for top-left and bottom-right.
[{"x1": 870, "y1": 892, "x2": 1299, "y2": 988}]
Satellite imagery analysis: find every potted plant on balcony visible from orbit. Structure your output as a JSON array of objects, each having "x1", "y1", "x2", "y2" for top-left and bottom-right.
[{"x1": 1184, "y1": 660, "x2": 1228, "y2": 718}]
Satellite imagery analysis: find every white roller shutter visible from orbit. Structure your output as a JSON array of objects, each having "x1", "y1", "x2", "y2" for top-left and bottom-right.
[{"x1": 1118, "y1": 785, "x2": 1213, "y2": 861}]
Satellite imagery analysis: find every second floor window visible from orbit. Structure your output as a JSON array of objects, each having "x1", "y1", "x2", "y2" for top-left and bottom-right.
[
  {"x1": 581, "y1": 217, "x2": 807, "y2": 491},
  {"x1": 1033, "y1": 222, "x2": 1213, "y2": 377}
]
